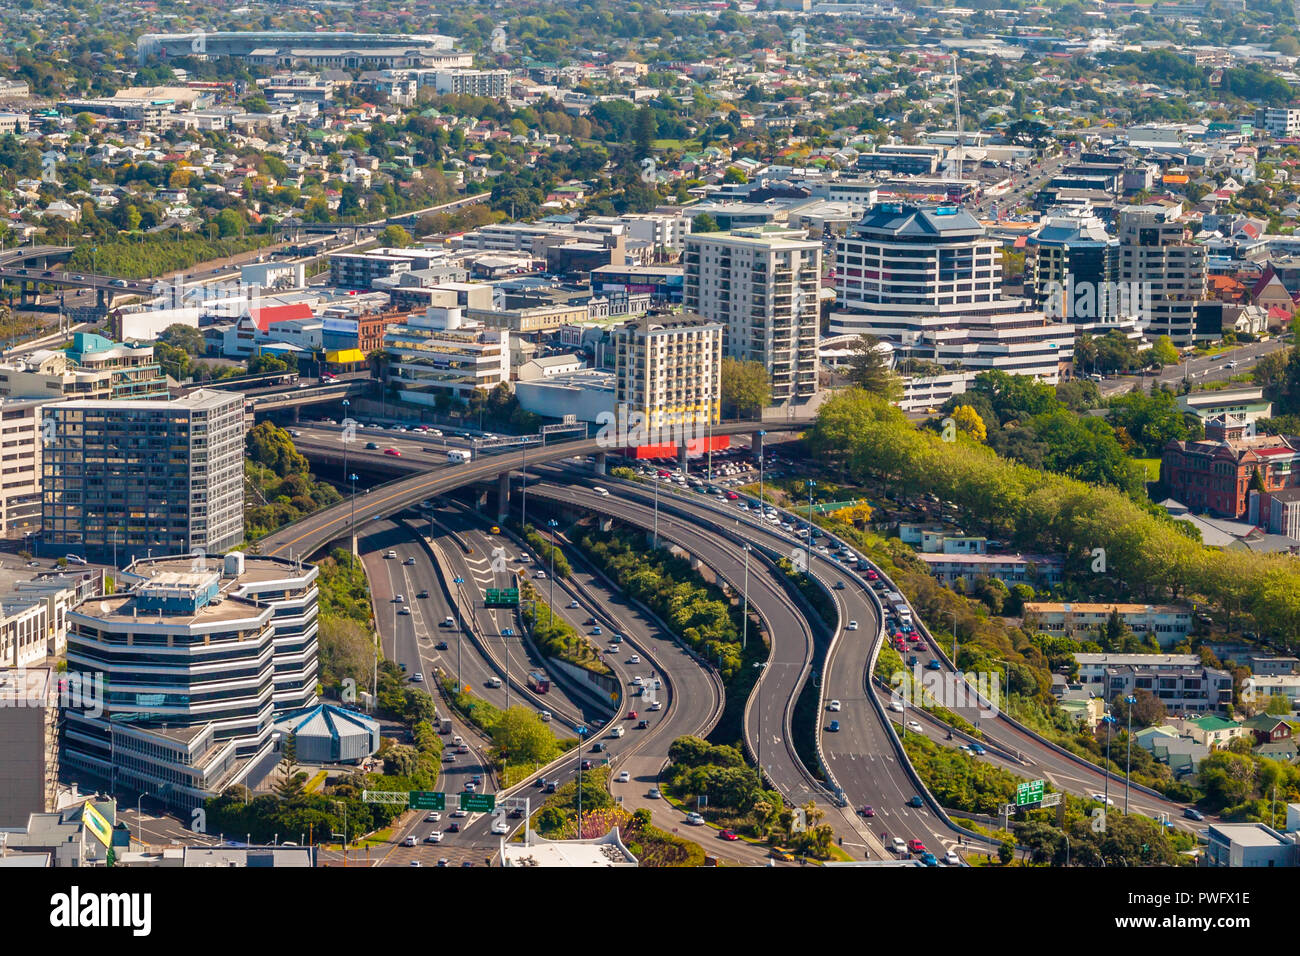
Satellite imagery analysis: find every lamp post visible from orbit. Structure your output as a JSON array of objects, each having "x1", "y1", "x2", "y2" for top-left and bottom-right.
[
  {"x1": 546, "y1": 519, "x2": 558, "y2": 621},
  {"x1": 756, "y1": 429, "x2": 767, "y2": 518},
  {"x1": 753, "y1": 661, "x2": 768, "y2": 788},
  {"x1": 349, "y1": 472, "x2": 358, "y2": 557},
  {"x1": 521, "y1": 440, "x2": 528, "y2": 531},
  {"x1": 652, "y1": 464, "x2": 660, "y2": 548},
  {"x1": 805, "y1": 479, "x2": 816, "y2": 573},
  {"x1": 741, "y1": 543, "x2": 751, "y2": 651},
  {"x1": 1124, "y1": 694, "x2": 1137, "y2": 815},
  {"x1": 575, "y1": 725, "x2": 589, "y2": 836},
  {"x1": 341, "y1": 399, "x2": 351, "y2": 482},
  {"x1": 452, "y1": 575, "x2": 465, "y2": 687},
  {"x1": 950, "y1": 610, "x2": 958, "y2": 667},
  {"x1": 1102, "y1": 713, "x2": 1116, "y2": 822}
]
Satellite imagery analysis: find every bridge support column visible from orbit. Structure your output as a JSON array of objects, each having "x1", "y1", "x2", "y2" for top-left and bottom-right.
[
  {"x1": 593, "y1": 452, "x2": 607, "y2": 475},
  {"x1": 496, "y1": 471, "x2": 510, "y2": 523},
  {"x1": 290, "y1": 405, "x2": 301, "y2": 424},
  {"x1": 96, "y1": 288, "x2": 106, "y2": 310},
  {"x1": 678, "y1": 443, "x2": 689, "y2": 476}
]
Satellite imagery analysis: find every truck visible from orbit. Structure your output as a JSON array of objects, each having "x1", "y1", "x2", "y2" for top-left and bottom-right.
[
  {"x1": 438, "y1": 717, "x2": 453, "y2": 735},
  {"x1": 447, "y1": 449, "x2": 472, "y2": 464},
  {"x1": 527, "y1": 670, "x2": 550, "y2": 694}
]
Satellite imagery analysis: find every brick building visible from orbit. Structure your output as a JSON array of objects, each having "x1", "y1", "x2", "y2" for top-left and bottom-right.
[
  {"x1": 357, "y1": 308, "x2": 413, "y2": 354},
  {"x1": 1161, "y1": 418, "x2": 1299, "y2": 519}
]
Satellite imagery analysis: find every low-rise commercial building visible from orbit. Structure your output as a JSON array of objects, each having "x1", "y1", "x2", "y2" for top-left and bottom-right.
[
  {"x1": 1023, "y1": 602, "x2": 1193, "y2": 647},
  {"x1": 1203, "y1": 824, "x2": 1298, "y2": 867},
  {"x1": 916, "y1": 552, "x2": 1064, "y2": 587},
  {"x1": 1075, "y1": 654, "x2": 1233, "y2": 715},
  {"x1": 384, "y1": 306, "x2": 510, "y2": 404}
]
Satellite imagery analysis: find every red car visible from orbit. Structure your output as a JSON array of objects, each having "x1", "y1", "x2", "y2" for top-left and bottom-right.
[
  {"x1": 865, "y1": 570, "x2": 879, "y2": 580},
  {"x1": 628, "y1": 710, "x2": 638, "y2": 719},
  {"x1": 859, "y1": 805, "x2": 875, "y2": 818},
  {"x1": 384, "y1": 448, "x2": 401, "y2": 457},
  {"x1": 719, "y1": 829, "x2": 739, "y2": 841},
  {"x1": 907, "y1": 839, "x2": 926, "y2": 854}
]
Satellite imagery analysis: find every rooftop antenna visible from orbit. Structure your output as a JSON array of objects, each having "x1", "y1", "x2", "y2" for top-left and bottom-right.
[{"x1": 951, "y1": 52, "x2": 963, "y2": 186}]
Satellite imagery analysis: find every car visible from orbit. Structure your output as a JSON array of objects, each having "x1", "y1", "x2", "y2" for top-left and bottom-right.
[
  {"x1": 434, "y1": 640, "x2": 449, "y2": 650},
  {"x1": 436, "y1": 858, "x2": 449, "y2": 867},
  {"x1": 508, "y1": 807, "x2": 524, "y2": 819},
  {"x1": 591, "y1": 626, "x2": 602, "y2": 636},
  {"x1": 364, "y1": 441, "x2": 380, "y2": 450},
  {"x1": 451, "y1": 807, "x2": 469, "y2": 818},
  {"x1": 464, "y1": 781, "x2": 477, "y2": 792},
  {"x1": 770, "y1": 848, "x2": 795, "y2": 862},
  {"x1": 535, "y1": 570, "x2": 547, "y2": 579},
  {"x1": 446, "y1": 822, "x2": 461, "y2": 833},
  {"x1": 425, "y1": 812, "x2": 441, "y2": 822},
  {"x1": 1091, "y1": 793, "x2": 1116, "y2": 806},
  {"x1": 1183, "y1": 807, "x2": 1205, "y2": 821},
  {"x1": 719, "y1": 829, "x2": 739, "y2": 841},
  {"x1": 617, "y1": 770, "x2": 630, "y2": 783},
  {"x1": 908, "y1": 795, "x2": 924, "y2": 808},
  {"x1": 568, "y1": 601, "x2": 581, "y2": 609},
  {"x1": 402, "y1": 835, "x2": 417, "y2": 847},
  {"x1": 847, "y1": 620, "x2": 859, "y2": 631},
  {"x1": 970, "y1": 743, "x2": 986, "y2": 755},
  {"x1": 610, "y1": 726, "x2": 625, "y2": 738},
  {"x1": 627, "y1": 710, "x2": 638, "y2": 719},
  {"x1": 594, "y1": 487, "x2": 610, "y2": 496},
  {"x1": 424, "y1": 831, "x2": 443, "y2": 844},
  {"x1": 591, "y1": 741, "x2": 607, "y2": 752},
  {"x1": 648, "y1": 700, "x2": 662, "y2": 711},
  {"x1": 398, "y1": 606, "x2": 411, "y2": 615},
  {"x1": 606, "y1": 644, "x2": 619, "y2": 653},
  {"x1": 920, "y1": 852, "x2": 939, "y2": 867},
  {"x1": 927, "y1": 658, "x2": 942, "y2": 670},
  {"x1": 648, "y1": 788, "x2": 661, "y2": 799},
  {"x1": 858, "y1": 805, "x2": 875, "y2": 818},
  {"x1": 889, "y1": 699, "x2": 905, "y2": 713},
  {"x1": 632, "y1": 676, "x2": 643, "y2": 686},
  {"x1": 828, "y1": 720, "x2": 840, "y2": 732},
  {"x1": 907, "y1": 720, "x2": 923, "y2": 733},
  {"x1": 629, "y1": 654, "x2": 640, "y2": 664},
  {"x1": 485, "y1": 677, "x2": 502, "y2": 688},
  {"x1": 491, "y1": 821, "x2": 509, "y2": 835},
  {"x1": 944, "y1": 851, "x2": 961, "y2": 865},
  {"x1": 636, "y1": 719, "x2": 649, "y2": 729},
  {"x1": 907, "y1": 839, "x2": 927, "y2": 854},
  {"x1": 384, "y1": 448, "x2": 401, "y2": 457},
  {"x1": 685, "y1": 812, "x2": 705, "y2": 826},
  {"x1": 409, "y1": 860, "x2": 422, "y2": 867},
  {"x1": 441, "y1": 617, "x2": 455, "y2": 628},
  {"x1": 411, "y1": 673, "x2": 424, "y2": 682},
  {"x1": 891, "y1": 837, "x2": 908, "y2": 855},
  {"x1": 403, "y1": 556, "x2": 416, "y2": 566},
  {"x1": 581, "y1": 759, "x2": 593, "y2": 770},
  {"x1": 385, "y1": 550, "x2": 397, "y2": 559},
  {"x1": 442, "y1": 752, "x2": 456, "y2": 763},
  {"x1": 417, "y1": 589, "x2": 429, "y2": 599},
  {"x1": 393, "y1": 594, "x2": 405, "y2": 604},
  {"x1": 827, "y1": 700, "x2": 842, "y2": 712}
]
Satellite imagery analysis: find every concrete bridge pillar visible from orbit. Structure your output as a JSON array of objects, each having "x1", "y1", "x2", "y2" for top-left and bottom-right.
[
  {"x1": 496, "y1": 471, "x2": 510, "y2": 523},
  {"x1": 593, "y1": 451, "x2": 607, "y2": 475},
  {"x1": 678, "y1": 443, "x2": 689, "y2": 476}
]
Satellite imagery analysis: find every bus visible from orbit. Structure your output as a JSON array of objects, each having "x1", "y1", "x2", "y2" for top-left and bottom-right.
[{"x1": 527, "y1": 670, "x2": 550, "y2": 694}]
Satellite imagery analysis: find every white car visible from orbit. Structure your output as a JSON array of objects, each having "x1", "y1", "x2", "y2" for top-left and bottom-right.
[
  {"x1": 632, "y1": 676, "x2": 644, "y2": 686},
  {"x1": 451, "y1": 808, "x2": 469, "y2": 818},
  {"x1": 593, "y1": 487, "x2": 610, "y2": 496},
  {"x1": 847, "y1": 620, "x2": 859, "y2": 631},
  {"x1": 907, "y1": 720, "x2": 923, "y2": 733},
  {"x1": 685, "y1": 811, "x2": 704, "y2": 826},
  {"x1": 465, "y1": 781, "x2": 477, "y2": 792},
  {"x1": 425, "y1": 812, "x2": 441, "y2": 822},
  {"x1": 827, "y1": 700, "x2": 842, "y2": 712},
  {"x1": 424, "y1": 831, "x2": 444, "y2": 844},
  {"x1": 402, "y1": 835, "x2": 417, "y2": 847},
  {"x1": 485, "y1": 677, "x2": 502, "y2": 688},
  {"x1": 1090, "y1": 793, "x2": 1116, "y2": 806},
  {"x1": 491, "y1": 821, "x2": 509, "y2": 835},
  {"x1": 648, "y1": 700, "x2": 662, "y2": 711},
  {"x1": 889, "y1": 699, "x2": 905, "y2": 713},
  {"x1": 629, "y1": 654, "x2": 641, "y2": 664},
  {"x1": 535, "y1": 570, "x2": 547, "y2": 579},
  {"x1": 617, "y1": 770, "x2": 630, "y2": 783},
  {"x1": 891, "y1": 837, "x2": 908, "y2": 855},
  {"x1": 610, "y1": 725, "x2": 625, "y2": 738},
  {"x1": 944, "y1": 851, "x2": 961, "y2": 865}
]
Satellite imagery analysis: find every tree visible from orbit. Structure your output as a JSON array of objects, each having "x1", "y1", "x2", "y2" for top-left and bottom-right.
[
  {"x1": 490, "y1": 706, "x2": 558, "y2": 765},
  {"x1": 247, "y1": 421, "x2": 309, "y2": 478},
  {"x1": 159, "y1": 323, "x2": 206, "y2": 357},
  {"x1": 379, "y1": 224, "x2": 412, "y2": 248},
  {"x1": 845, "y1": 334, "x2": 903, "y2": 402},
  {"x1": 633, "y1": 106, "x2": 655, "y2": 157},
  {"x1": 948, "y1": 405, "x2": 987, "y2": 442},
  {"x1": 1147, "y1": 334, "x2": 1180, "y2": 368},
  {"x1": 721, "y1": 358, "x2": 770, "y2": 418},
  {"x1": 1111, "y1": 689, "x2": 1166, "y2": 729},
  {"x1": 691, "y1": 213, "x2": 720, "y2": 233},
  {"x1": 998, "y1": 840, "x2": 1014, "y2": 865}
]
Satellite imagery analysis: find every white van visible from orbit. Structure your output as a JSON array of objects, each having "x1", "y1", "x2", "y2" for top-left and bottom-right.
[{"x1": 593, "y1": 486, "x2": 610, "y2": 496}]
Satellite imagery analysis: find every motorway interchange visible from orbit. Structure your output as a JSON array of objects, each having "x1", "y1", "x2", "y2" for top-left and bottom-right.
[{"x1": 267, "y1": 424, "x2": 1210, "y2": 866}]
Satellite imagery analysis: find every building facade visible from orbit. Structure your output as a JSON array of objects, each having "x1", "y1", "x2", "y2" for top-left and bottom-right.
[
  {"x1": 1118, "y1": 204, "x2": 1207, "y2": 346},
  {"x1": 384, "y1": 306, "x2": 510, "y2": 404},
  {"x1": 683, "y1": 227, "x2": 820, "y2": 403},
  {"x1": 612, "y1": 311, "x2": 722, "y2": 445},
  {"x1": 41, "y1": 390, "x2": 245, "y2": 563}
]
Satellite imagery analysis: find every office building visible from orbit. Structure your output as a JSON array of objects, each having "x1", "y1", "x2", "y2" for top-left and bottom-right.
[
  {"x1": 1255, "y1": 107, "x2": 1300, "y2": 138},
  {"x1": 0, "y1": 668, "x2": 59, "y2": 827},
  {"x1": 1163, "y1": 418, "x2": 1297, "y2": 520},
  {"x1": 62, "y1": 552, "x2": 316, "y2": 811},
  {"x1": 612, "y1": 311, "x2": 723, "y2": 448},
  {"x1": 384, "y1": 306, "x2": 510, "y2": 405},
  {"x1": 0, "y1": 335, "x2": 165, "y2": 403},
  {"x1": 41, "y1": 390, "x2": 244, "y2": 563},
  {"x1": 1028, "y1": 206, "x2": 1125, "y2": 326},
  {"x1": 683, "y1": 227, "x2": 821, "y2": 402},
  {"x1": 1203, "y1": 824, "x2": 1298, "y2": 867},
  {"x1": 1118, "y1": 204, "x2": 1207, "y2": 345},
  {"x1": 830, "y1": 203, "x2": 1072, "y2": 382},
  {"x1": 0, "y1": 398, "x2": 45, "y2": 536},
  {"x1": 429, "y1": 69, "x2": 509, "y2": 97},
  {"x1": 119, "y1": 551, "x2": 320, "y2": 714}
]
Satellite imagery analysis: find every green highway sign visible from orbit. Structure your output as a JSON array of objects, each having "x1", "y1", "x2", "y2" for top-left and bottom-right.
[
  {"x1": 485, "y1": 588, "x2": 520, "y2": 607},
  {"x1": 1016, "y1": 779, "x2": 1045, "y2": 807},
  {"x1": 459, "y1": 793, "x2": 496, "y2": 813},
  {"x1": 409, "y1": 791, "x2": 446, "y2": 811}
]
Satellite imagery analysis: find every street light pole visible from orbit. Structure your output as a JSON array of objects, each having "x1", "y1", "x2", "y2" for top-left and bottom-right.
[
  {"x1": 349, "y1": 472, "x2": 358, "y2": 557},
  {"x1": 1124, "y1": 694, "x2": 1136, "y2": 815},
  {"x1": 452, "y1": 576, "x2": 465, "y2": 687},
  {"x1": 547, "y1": 519, "x2": 558, "y2": 622},
  {"x1": 652, "y1": 466, "x2": 659, "y2": 548},
  {"x1": 741, "y1": 543, "x2": 751, "y2": 651},
  {"x1": 950, "y1": 610, "x2": 958, "y2": 666},
  {"x1": 1102, "y1": 714, "x2": 1114, "y2": 820},
  {"x1": 341, "y1": 399, "x2": 350, "y2": 483},
  {"x1": 805, "y1": 479, "x2": 816, "y2": 572},
  {"x1": 757, "y1": 429, "x2": 766, "y2": 517},
  {"x1": 521, "y1": 440, "x2": 528, "y2": 531},
  {"x1": 753, "y1": 661, "x2": 767, "y2": 788}
]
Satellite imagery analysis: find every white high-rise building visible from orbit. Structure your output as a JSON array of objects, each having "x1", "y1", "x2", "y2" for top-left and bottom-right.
[
  {"x1": 612, "y1": 311, "x2": 723, "y2": 443},
  {"x1": 1117, "y1": 203, "x2": 1207, "y2": 346},
  {"x1": 683, "y1": 228, "x2": 821, "y2": 403},
  {"x1": 830, "y1": 203, "x2": 1072, "y2": 383}
]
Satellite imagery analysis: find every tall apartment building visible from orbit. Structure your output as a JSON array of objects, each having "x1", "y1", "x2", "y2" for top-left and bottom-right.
[
  {"x1": 1074, "y1": 652, "x2": 1233, "y2": 715},
  {"x1": 1028, "y1": 206, "x2": 1122, "y2": 324},
  {"x1": 1255, "y1": 107, "x2": 1300, "y2": 138},
  {"x1": 0, "y1": 398, "x2": 45, "y2": 536},
  {"x1": 384, "y1": 306, "x2": 510, "y2": 405},
  {"x1": 612, "y1": 311, "x2": 723, "y2": 446},
  {"x1": 430, "y1": 68, "x2": 510, "y2": 97},
  {"x1": 830, "y1": 203, "x2": 1072, "y2": 382},
  {"x1": 683, "y1": 227, "x2": 821, "y2": 403},
  {"x1": 62, "y1": 556, "x2": 283, "y2": 811},
  {"x1": 1118, "y1": 203, "x2": 1207, "y2": 346},
  {"x1": 41, "y1": 389, "x2": 245, "y2": 564}
]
